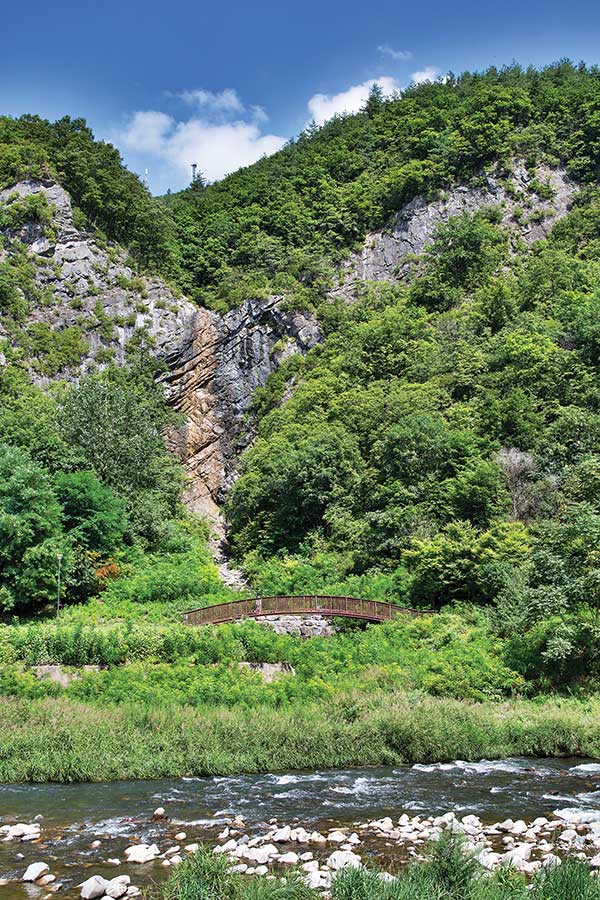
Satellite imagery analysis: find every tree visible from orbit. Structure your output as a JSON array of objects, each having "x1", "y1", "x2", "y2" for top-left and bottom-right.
[
  {"x1": 0, "y1": 444, "x2": 62, "y2": 610},
  {"x1": 58, "y1": 376, "x2": 163, "y2": 494},
  {"x1": 496, "y1": 448, "x2": 536, "y2": 521},
  {"x1": 54, "y1": 471, "x2": 127, "y2": 553}
]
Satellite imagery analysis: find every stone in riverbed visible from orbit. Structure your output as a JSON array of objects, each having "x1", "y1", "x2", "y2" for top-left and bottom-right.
[
  {"x1": 124, "y1": 844, "x2": 160, "y2": 863},
  {"x1": 326, "y1": 850, "x2": 361, "y2": 871},
  {"x1": 244, "y1": 845, "x2": 278, "y2": 865},
  {"x1": 327, "y1": 830, "x2": 347, "y2": 843},
  {"x1": 279, "y1": 852, "x2": 299, "y2": 865},
  {"x1": 214, "y1": 839, "x2": 237, "y2": 854},
  {"x1": 272, "y1": 826, "x2": 291, "y2": 842},
  {"x1": 79, "y1": 875, "x2": 108, "y2": 899},
  {"x1": 105, "y1": 876, "x2": 130, "y2": 899},
  {"x1": 23, "y1": 863, "x2": 50, "y2": 882},
  {"x1": 6, "y1": 823, "x2": 41, "y2": 842},
  {"x1": 153, "y1": 808, "x2": 166, "y2": 819}
]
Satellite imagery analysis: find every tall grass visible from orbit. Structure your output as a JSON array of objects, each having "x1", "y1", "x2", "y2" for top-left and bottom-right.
[
  {"x1": 0, "y1": 690, "x2": 599, "y2": 782},
  {"x1": 156, "y1": 838, "x2": 600, "y2": 900}
]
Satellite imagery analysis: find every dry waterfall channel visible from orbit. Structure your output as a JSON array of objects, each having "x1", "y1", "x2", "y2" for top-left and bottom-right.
[{"x1": 3, "y1": 759, "x2": 600, "y2": 898}]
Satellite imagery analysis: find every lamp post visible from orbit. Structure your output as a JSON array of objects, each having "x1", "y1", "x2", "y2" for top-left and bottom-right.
[{"x1": 56, "y1": 553, "x2": 63, "y2": 618}]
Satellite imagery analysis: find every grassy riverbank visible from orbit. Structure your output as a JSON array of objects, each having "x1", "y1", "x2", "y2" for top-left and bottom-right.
[
  {"x1": 1, "y1": 691, "x2": 599, "y2": 782},
  {"x1": 158, "y1": 840, "x2": 600, "y2": 900}
]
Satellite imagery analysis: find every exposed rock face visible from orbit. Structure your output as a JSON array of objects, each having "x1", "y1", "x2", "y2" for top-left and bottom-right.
[
  {"x1": 332, "y1": 163, "x2": 576, "y2": 301},
  {"x1": 162, "y1": 297, "x2": 320, "y2": 520},
  {"x1": 0, "y1": 180, "x2": 320, "y2": 533},
  {"x1": 0, "y1": 166, "x2": 577, "y2": 548},
  {"x1": 256, "y1": 615, "x2": 336, "y2": 638},
  {"x1": 0, "y1": 179, "x2": 197, "y2": 376}
]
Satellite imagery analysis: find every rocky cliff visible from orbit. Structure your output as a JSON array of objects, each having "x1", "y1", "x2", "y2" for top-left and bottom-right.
[
  {"x1": 0, "y1": 164, "x2": 577, "y2": 539},
  {"x1": 0, "y1": 179, "x2": 320, "y2": 535}
]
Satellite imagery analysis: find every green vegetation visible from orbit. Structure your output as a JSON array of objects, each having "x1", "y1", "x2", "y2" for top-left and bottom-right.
[
  {"x1": 0, "y1": 116, "x2": 173, "y2": 270},
  {"x1": 157, "y1": 839, "x2": 600, "y2": 900},
  {"x1": 0, "y1": 361, "x2": 219, "y2": 613},
  {"x1": 1, "y1": 690, "x2": 600, "y2": 781},
  {"x1": 166, "y1": 61, "x2": 600, "y2": 309},
  {"x1": 4, "y1": 61, "x2": 600, "y2": 783}
]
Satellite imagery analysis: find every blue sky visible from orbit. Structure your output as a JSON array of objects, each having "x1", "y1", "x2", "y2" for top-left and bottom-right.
[{"x1": 3, "y1": 0, "x2": 600, "y2": 194}]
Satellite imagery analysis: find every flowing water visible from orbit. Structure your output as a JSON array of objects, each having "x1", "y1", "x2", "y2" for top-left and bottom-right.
[{"x1": 2, "y1": 758, "x2": 600, "y2": 898}]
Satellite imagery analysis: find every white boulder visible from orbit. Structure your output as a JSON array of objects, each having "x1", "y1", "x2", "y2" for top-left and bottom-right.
[
  {"x1": 124, "y1": 844, "x2": 160, "y2": 863},
  {"x1": 23, "y1": 863, "x2": 50, "y2": 882},
  {"x1": 326, "y1": 850, "x2": 361, "y2": 870},
  {"x1": 105, "y1": 876, "x2": 131, "y2": 899},
  {"x1": 79, "y1": 875, "x2": 108, "y2": 899}
]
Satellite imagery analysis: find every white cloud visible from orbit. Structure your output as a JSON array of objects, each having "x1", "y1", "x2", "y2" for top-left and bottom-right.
[
  {"x1": 178, "y1": 87, "x2": 244, "y2": 114},
  {"x1": 377, "y1": 45, "x2": 412, "y2": 61},
  {"x1": 307, "y1": 76, "x2": 401, "y2": 126},
  {"x1": 116, "y1": 110, "x2": 286, "y2": 185},
  {"x1": 411, "y1": 67, "x2": 441, "y2": 85}
]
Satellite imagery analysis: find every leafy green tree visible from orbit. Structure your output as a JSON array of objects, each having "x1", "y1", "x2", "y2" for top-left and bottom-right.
[
  {"x1": 0, "y1": 444, "x2": 62, "y2": 610},
  {"x1": 54, "y1": 471, "x2": 127, "y2": 553}
]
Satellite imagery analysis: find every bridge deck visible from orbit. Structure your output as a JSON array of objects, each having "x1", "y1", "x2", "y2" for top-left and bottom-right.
[{"x1": 183, "y1": 595, "x2": 431, "y2": 626}]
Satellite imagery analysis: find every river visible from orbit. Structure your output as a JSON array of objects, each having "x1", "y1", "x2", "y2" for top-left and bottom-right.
[{"x1": 2, "y1": 757, "x2": 600, "y2": 897}]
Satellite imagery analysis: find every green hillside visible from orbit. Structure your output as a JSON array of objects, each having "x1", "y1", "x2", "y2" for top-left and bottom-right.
[{"x1": 2, "y1": 61, "x2": 600, "y2": 759}]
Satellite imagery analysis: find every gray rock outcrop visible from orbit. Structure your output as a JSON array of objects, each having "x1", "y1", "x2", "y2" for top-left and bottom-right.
[
  {"x1": 332, "y1": 163, "x2": 576, "y2": 301},
  {"x1": 0, "y1": 180, "x2": 320, "y2": 533}
]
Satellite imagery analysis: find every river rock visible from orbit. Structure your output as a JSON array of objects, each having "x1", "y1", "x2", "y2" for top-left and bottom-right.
[
  {"x1": 5, "y1": 823, "x2": 41, "y2": 842},
  {"x1": 124, "y1": 844, "x2": 160, "y2": 863},
  {"x1": 80, "y1": 875, "x2": 108, "y2": 899},
  {"x1": 23, "y1": 863, "x2": 50, "y2": 882},
  {"x1": 327, "y1": 830, "x2": 347, "y2": 843},
  {"x1": 244, "y1": 845, "x2": 278, "y2": 865},
  {"x1": 305, "y1": 871, "x2": 327, "y2": 890},
  {"x1": 153, "y1": 807, "x2": 166, "y2": 819},
  {"x1": 326, "y1": 850, "x2": 361, "y2": 870},
  {"x1": 559, "y1": 829, "x2": 578, "y2": 843},
  {"x1": 214, "y1": 839, "x2": 237, "y2": 854},
  {"x1": 272, "y1": 826, "x2": 291, "y2": 842},
  {"x1": 174, "y1": 833, "x2": 187, "y2": 841},
  {"x1": 302, "y1": 860, "x2": 319, "y2": 872},
  {"x1": 279, "y1": 852, "x2": 299, "y2": 865},
  {"x1": 105, "y1": 876, "x2": 130, "y2": 899}
]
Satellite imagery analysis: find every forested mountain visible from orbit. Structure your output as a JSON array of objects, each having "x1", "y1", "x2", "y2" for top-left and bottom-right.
[{"x1": 3, "y1": 60, "x2": 600, "y2": 685}]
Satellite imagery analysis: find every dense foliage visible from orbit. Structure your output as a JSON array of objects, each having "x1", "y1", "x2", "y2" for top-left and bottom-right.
[
  {"x1": 166, "y1": 60, "x2": 600, "y2": 308},
  {"x1": 0, "y1": 115, "x2": 173, "y2": 270},
  {"x1": 0, "y1": 360, "x2": 223, "y2": 612},
  {"x1": 5, "y1": 59, "x2": 600, "y2": 712}
]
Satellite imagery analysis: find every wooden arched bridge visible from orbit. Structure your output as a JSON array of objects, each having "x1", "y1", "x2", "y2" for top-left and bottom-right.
[{"x1": 182, "y1": 595, "x2": 431, "y2": 626}]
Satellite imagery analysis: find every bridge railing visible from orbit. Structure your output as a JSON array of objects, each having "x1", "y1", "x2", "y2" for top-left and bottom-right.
[{"x1": 182, "y1": 595, "x2": 432, "y2": 626}]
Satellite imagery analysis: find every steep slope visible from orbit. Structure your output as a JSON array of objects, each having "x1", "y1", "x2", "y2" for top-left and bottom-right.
[
  {"x1": 332, "y1": 163, "x2": 575, "y2": 300},
  {"x1": 0, "y1": 179, "x2": 319, "y2": 530}
]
